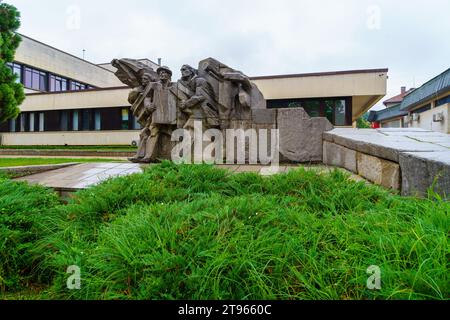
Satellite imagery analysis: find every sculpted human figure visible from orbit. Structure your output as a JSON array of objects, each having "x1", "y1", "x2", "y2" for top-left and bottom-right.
[
  {"x1": 129, "y1": 66, "x2": 174, "y2": 163},
  {"x1": 177, "y1": 64, "x2": 219, "y2": 132},
  {"x1": 112, "y1": 57, "x2": 267, "y2": 163}
]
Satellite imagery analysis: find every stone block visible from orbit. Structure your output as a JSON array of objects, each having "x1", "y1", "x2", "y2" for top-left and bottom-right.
[
  {"x1": 324, "y1": 129, "x2": 448, "y2": 163},
  {"x1": 399, "y1": 151, "x2": 450, "y2": 199},
  {"x1": 252, "y1": 109, "x2": 276, "y2": 124},
  {"x1": 357, "y1": 153, "x2": 401, "y2": 190},
  {"x1": 278, "y1": 108, "x2": 333, "y2": 163},
  {"x1": 323, "y1": 141, "x2": 357, "y2": 173}
]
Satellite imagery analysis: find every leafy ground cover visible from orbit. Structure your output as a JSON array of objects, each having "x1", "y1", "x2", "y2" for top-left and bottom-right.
[{"x1": 0, "y1": 162, "x2": 448, "y2": 300}]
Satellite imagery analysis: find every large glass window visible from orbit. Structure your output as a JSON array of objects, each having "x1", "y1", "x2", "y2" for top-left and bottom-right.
[
  {"x1": 334, "y1": 100, "x2": 347, "y2": 126},
  {"x1": 50, "y1": 75, "x2": 69, "y2": 92},
  {"x1": 121, "y1": 108, "x2": 130, "y2": 130},
  {"x1": 7, "y1": 63, "x2": 22, "y2": 83},
  {"x1": 94, "y1": 111, "x2": 101, "y2": 131},
  {"x1": 303, "y1": 101, "x2": 321, "y2": 117},
  {"x1": 24, "y1": 67, "x2": 47, "y2": 91},
  {"x1": 132, "y1": 114, "x2": 142, "y2": 130},
  {"x1": 39, "y1": 113, "x2": 45, "y2": 132},
  {"x1": 72, "y1": 111, "x2": 79, "y2": 131},
  {"x1": 60, "y1": 111, "x2": 69, "y2": 131},
  {"x1": 82, "y1": 110, "x2": 91, "y2": 131},
  {"x1": 267, "y1": 97, "x2": 351, "y2": 126},
  {"x1": 20, "y1": 114, "x2": 26, "y2": 132},
  {"x1": 10, "y1": 119, "x2": 16, "y2": 132},
  {"x1": 9, "y1": 62, "x2": 93, "y2": 92},
  {"x1": 70, "y1": 81, "x2": 87, "y2": 91},
  {"x1": 29, "y1": 113, "x2": 35, "y2": 132},
  {"x1": 24, "y1": 67, "x2": 32, "y2": 88}
]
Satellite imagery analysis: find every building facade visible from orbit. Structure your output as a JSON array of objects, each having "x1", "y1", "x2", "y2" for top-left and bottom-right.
[
  {"x1": 0, "y1": 34, "x2": 388, "y2": 146},
  {"x1": 370, "y1": 69, "x2": 450, "y2": 134}
]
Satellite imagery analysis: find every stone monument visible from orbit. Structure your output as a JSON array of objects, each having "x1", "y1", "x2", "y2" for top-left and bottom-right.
[{"x1": 112, "y1": 57, "x2": 333, "y2": 164}]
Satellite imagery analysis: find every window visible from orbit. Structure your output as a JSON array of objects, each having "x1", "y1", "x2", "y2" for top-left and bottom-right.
[
  {"x1": 50, "y1": 75, "x2": 69, "y2": 92},
  {"x1": 39, "y1": 113, "x2": 45, "y2": 132},
  {"x1": 29, "y1": 113, "x2": 35, "y2": 132},
  {"x1": 24, "y1": 67, "x2": 47, "y2": 91},
  {"x1": 94, "y1": 111, "x2": 101, "y2": 131},
  {"x1": 121, "y1": 108, "x2": 130, "y2": 130},
  {"x1": 334, "y1": 100, "x2": 347, "y2": 126},
  {"x1": 435, "y1": 95, "x2": 450, "y2": 108},
  {"x1": 72, "y1": 111, "x2": 79, "y2": 131},
  {"x1": 132, "y1": 114, "x2": 142, "y2": 130},
  {"x1": 7, "y1": 63, "x2": 22, "y2": 83},
  {"x1": 303, "y1": 101, "x2": 321, "y2": 117},
  {"x1": 24, "y1": 67, "x2": 32, "y2": 88},
  {"x1": 10, "y1": 119, "x2": 16, "y2": 132},
  {"x1": 413, "y1": 104, "x2": 431, "y2": 114},
  {"x1": 324, "y1": 100, "x2": 347, "y2": 126},
  {"x1": 60, "y1": 111, "x2": 69, "y2": 131},
  {"x1": 70, "y1": 81, "x2": 88, "y2": 91},
  {"x1": 267, "y1": 97, "x2": 351, "y2": 126},
  {"x1": 82, "y1": 110, "x2": 91, "y2": 131},
  {"x1": 20, "y1": 114, "x2": 26, "y2": 132}
]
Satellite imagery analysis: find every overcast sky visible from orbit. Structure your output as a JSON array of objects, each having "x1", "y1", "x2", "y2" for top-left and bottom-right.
[{"x1": 5, "y1": 0, "x2": 450, "y2": 110}]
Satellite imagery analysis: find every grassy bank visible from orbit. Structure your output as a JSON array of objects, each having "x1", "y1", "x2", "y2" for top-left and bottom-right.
[
  {"x1": 0, "y1": 158, "x2": 126, "y2": 168},
  {"x1": 0, "y1": 162, "x2": 448, "y2": 300}
]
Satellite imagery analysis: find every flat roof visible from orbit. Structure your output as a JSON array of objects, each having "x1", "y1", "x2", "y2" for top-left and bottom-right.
[
  {"x1": 250, "y1": 68, "x2": 389, "y2": 80},
  {"x1": 17, "y1": 33, "x2": 115, "y2": 74},
  {"x1": 24, "y1": 68, "x2": 389, "y2": 97}
]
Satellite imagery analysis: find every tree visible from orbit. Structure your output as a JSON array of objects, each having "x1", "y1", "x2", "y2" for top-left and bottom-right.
[
  {"x1": 356, "y1": 113, "x2": 371, "y2": 129},
  {"x1": 0, "y1": 3, "x2": 25, "y2": 123}
]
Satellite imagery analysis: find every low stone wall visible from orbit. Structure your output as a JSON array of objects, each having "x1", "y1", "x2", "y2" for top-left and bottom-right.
[
  {"x1": 323, "y1": 141, "x2": 401, "y2": 190},
  {"x1": 323, "y1": 128, "x2": 450, "y2": 198}
]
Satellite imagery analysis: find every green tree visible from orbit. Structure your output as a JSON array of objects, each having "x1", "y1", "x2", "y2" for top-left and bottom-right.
[
  {"x1": 0, "y1": 3, "x2": 24, "y2": 123},
  {"x1": 356, "y1": 113, "x2": 371, "y2": 128}
]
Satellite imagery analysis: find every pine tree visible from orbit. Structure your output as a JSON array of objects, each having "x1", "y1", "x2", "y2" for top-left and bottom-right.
[{"x1": 0, "y1": 3, "x2": 25, "y2": 123}]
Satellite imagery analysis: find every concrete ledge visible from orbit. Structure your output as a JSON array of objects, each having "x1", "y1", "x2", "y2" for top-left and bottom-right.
[
  {"x1": 0, "y1": 162, "x2": 80, "y2": 177},
  {"x1": 0, "y1": 149, "x2": 135, "y2": 157}
]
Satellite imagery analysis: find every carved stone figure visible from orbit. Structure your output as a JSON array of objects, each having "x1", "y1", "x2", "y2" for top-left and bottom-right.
[
  {"x1": 130, "y1": 66, "x2": 176, "y2": 163},
  {"x1": 112, "y1": 57, "x2": 271, "y2": 163}
]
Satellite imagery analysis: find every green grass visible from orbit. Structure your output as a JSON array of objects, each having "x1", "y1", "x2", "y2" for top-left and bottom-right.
[
  {"x1": 0, "y1": 145, "x2": 137, "y2": 152},
  {"x1": 0, "y1": 162, "x2": 448, "y2": 300},
  {"x1": 0, "y1": 158, "x2": 126, "y2": 167}
]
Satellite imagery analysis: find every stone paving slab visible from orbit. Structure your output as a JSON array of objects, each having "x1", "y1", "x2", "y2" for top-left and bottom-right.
[{"x1": 15, "y1": 162, "x2": 363, "y2": 192}]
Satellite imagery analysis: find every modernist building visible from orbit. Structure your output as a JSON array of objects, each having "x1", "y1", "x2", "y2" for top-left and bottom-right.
[
  {"x1": 0, "y1": 34, "x2": 388, "y2": 146},
  {"x1": 369, "y1": 68, "x2": 450, "y2": 133}
]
